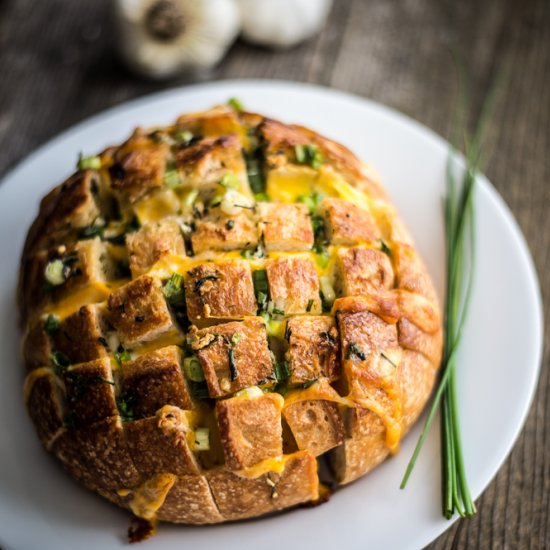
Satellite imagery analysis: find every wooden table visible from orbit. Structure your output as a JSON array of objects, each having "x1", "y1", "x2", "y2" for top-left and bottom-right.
[{"x1": 1, "y1": 0, "x2": 548, "y2": 547}]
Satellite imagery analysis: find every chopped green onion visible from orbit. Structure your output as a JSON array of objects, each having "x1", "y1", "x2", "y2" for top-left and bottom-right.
[
  {"x1": 235, "y1": 386, "x2": 263, "y2": 398},
  {"x1": 380, "y1": 240, "x2": 392, "y2": 256},
  {"x1": 272, "y1": 308, "x2": 285, "y2": 316},
  {"x1": 44, "y1": 259, "x2": 66, "y2": 286},
  {"x1": 254, "y1": 192, "x2": 269, "y2": 202},
  {"x1": 230, "y1": 332, "x2": 242, "y2": 346},
  {"x1": 245, "y1": 153, "x2": 265, "y2": 195},
  {"x1": 117, "y1": 393, "x2": 135, "y2": 421},
  {"x1": 295, "y1": 144, "x2": 324, "y2": 169},
  {"x1": 175, "y1": 130, "x2": 194, "y2": 143},
  {"x1": 164, "y1": 164, "x2": 182, "y2": 189},
  {"x1": 114, "y1": 348, "x2": 132, "y2": 367},
  {"x1": 273, "y1": 361, "x2": 291, "y2": 382},
  {"x1": 306, "y1": 299, "x2": 314, "y2": 312},
  {"x1": 346, "y1": 342, "x2": 366, "y2": 361},
  {"x1": 77, "y1": 155, "x2": 101, "y2": 170},
  {"x1": 226, "y1": 220, "x2": 235, "y2": 230},
  {"x1": 78, "y1": 225, "x2": 103, "y2": 240},
  {"x1": 44, "y1": 314, "x2": 60, "y2": 333},
  {"x1": 190, "y1": 381, "x2": 210, "y2": 400},
  {"x1": 219, "y1": 173, "x2": 241, "y2": 190},
  {"x1": 183, "y1": 355, "x2": 205, "y2": 382},
  {"x1": 51, "y1": 351, "x2": 71, "y2": 376},
  {"x1": 194, "y1": 427, "x2": 211, "y2": 451},
  {"x1": 298, "y1": 192, "x2": 324, "y2": 213},
  {"x1": 228, "y1": 347, "x2": 238, "y2": 381},
  {"x1": 228, "y1": 97, "x2": 244, "y2": 111},
  {"x1": 182, "y1": 189, "x2": 199, "y2": 209},
  {"x1": 162, "y1": 273, "x2": 186, "y2": 308}
]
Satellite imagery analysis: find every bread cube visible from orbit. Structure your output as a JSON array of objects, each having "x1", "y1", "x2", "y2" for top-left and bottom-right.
[
  {"x1": 107, "y1": 275, "x2": 180, "y2": 348},
  {"x1": 336, "y1": 247, "x2": 394, "y2": 296},
  {"x1": 285, "y1": 316, "x2": 340, "y2": 384},
  {"x1": 127, "y1": 218, "x2": 185, "y2": 277},
  {"x1": 64, "y1": 358, "x2": 117, "y2": 426},
  {"x1": 110, "y1": 139, "x2": 168, "y2": 203},
  {"x1": 320, "y1": 197, "x2": 380, "y2": 245},
  {"x1": 52, "y1": 416, "x2": 141, "y2": 492},
  {"x1": 157, "y1": 475, "x2": 223, "y2": 523},
  {"x1": 120, "y1": 346, "x2": 193, "y2": 418},
  {"x1": 192, "y1": 318, "x2": 273, "y2": 397},
  {"x1": 51, "y1": 304, "x2": 108, "y2": 365},
  {"x1": 175, "y1": 134, "x2": 247, "y2": 192},
  {"x1": 24, "y1": 368, "x2": 64, "y2": 447},
  {"x1": 258, "y1": 203, "x2": 314, "y2": 251},
  {"x1": 191, "y1": 210, "x2": 258, "y2": 254},
  {"x1": 124, "y1": 406, "x2": 200, "y2": 477},
  {"x1": 216, "y1": 392, "x2": 283, "y2": 470},
  {"x1": 283, "y1": 399, "x2": 344, "y2": 456},
  {"x1": 266, "y1": 257, "x2": 321, "y2": 314},
  {"x1": 185, "y1": 261, "x2": 257, "y2": 322},
  {"x1": 206, "y1": 451, "x2": 318, "y2": 520}
]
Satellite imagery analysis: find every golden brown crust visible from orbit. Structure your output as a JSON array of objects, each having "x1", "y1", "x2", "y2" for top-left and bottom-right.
[{"x1": 19, "y1": 105, "x2": 442, "y2": 526}]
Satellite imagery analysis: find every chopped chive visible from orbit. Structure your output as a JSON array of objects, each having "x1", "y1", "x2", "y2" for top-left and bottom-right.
[
  {"x1": 273, "y1": 361, "x2": 292, "y2": 382},
  {"x1": 228, "y1": 97, "x2": 244, "y2": 111},
  {"x1": 381, "y1": 352, "x2": 398, "y2": 368},
  {"x1": 162, "y1": 273, "x2": 186, "y2": 308},
  {"x1": 175, "y1": 130, "x2": 194, "y2": 143},
  {"x1": 164, "y1": 164, "x2": 182, "y2": 189},
  {"x1": 346, "y1": 342, "x2": 366, "y2": 361},
  {"x1": 219, "y1": 173, "x2": 241, "y2": 190},
  {"x1": 194, "y1": 275, "x2": 218, "y2": 294},
  {"x1": 77, "y1": 155, "x2": 101, "y2": 170},
  {"x1": 228, "y1": 347, "x2": 238, "y2": 381},
  {"x1": 183, "y1": 355, "x2": 205, "y2": 382},
  {"x1": 295, "y1": 144, "x2": 324, "y2": 169},
  {"x1": 78, "y1": 225, "x2": 103, "y2": 240},
  {"x1": 114, "y1": 348, "x2": 132, "y2": 367},
  {"x1": 44, "y1": 259, "x2": 66, "y2": 286},
  {"x1": 44, "y1": 314, "x2": 60, "y2": 334},
  {"x1": 51, "y1": 351, "x2": 71, "y2": 376}
]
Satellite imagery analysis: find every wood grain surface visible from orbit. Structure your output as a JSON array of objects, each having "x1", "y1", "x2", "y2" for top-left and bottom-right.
[{"x1": 0, "y1": 0, "x2": 548, "y2": 547}]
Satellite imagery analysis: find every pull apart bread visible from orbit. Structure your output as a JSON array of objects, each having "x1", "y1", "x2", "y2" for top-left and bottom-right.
[{"x1": 19, "y1": 105, "x2": 442, "y2": 529}]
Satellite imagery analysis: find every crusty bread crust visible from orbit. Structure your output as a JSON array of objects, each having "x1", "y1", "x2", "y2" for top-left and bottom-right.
[{"x1": 19, "y1": 105, "x2": 442, "y2": 525}]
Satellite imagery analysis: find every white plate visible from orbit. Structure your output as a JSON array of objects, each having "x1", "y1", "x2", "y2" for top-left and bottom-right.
[{"x1": 0, "y1": 80, "x2": 543, "y2": 550}]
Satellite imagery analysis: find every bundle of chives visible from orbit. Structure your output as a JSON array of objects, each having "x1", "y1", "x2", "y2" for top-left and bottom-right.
[{"x1": 400, "y1": 75, "x2": 500, "y2": 518}]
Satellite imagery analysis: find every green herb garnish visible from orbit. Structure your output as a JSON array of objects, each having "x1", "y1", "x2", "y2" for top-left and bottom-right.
[
  {"x1": 78, "y1": 225, "x2": 103, "y2": 240},
  {"x1": 298, "y1": 192, "x2": 324, "y2": 214},
  {"x1": 306, "y1": 299, "x2": 314, "y2": 312},
  {"x1": 162, "y1": 273, "x2": 186, "y2": 307},
  {"x1": 399, "y1": 67, "x2": 499, "y2": 520},
  {"x1": 175, "y1": 130, "x2": 194, "y2": 144},
  {"x1": 183, "y1": 355, "x2": 205, "y2": 382},
  {"x1": 114, "y1": 348, "x2": 132, "y2": 367},
  {"x1": 117, "y1": 393, "x2": 136, "y2": 421},
  {"x1": 230, "y1": 333, "x2": 242, "y2": 346},
  {"x1": 228, "y1": 347, "x2": 238, "y2": 381},
  {"x1": 219, "y1": 173, "x2": 241, "y2": 190},
  {"x1": 51, "y1": 351, "x2": 71, "y2": 376},
  {"x1": 226, "y1": 220, "x2": 235, "y2": 230},
  {"x1": 77, "y1": 155, "x2": 101, "y2": 170},
  {"x1": 228, "y1": 97, "x2": 244, "y2": 111},
  {"x1": 273, "y1": 361, "x2": 291, "y2": 382},
  {"x1": 295, "y1": 144, "x2": 324, "y2": 169},
  {"x1": 252, "y1": 270, "x2": 269, "y2": 310},
  {"x1": 380, "y1": 240, "x2": 392, "y2": 256},
  {"x1": 346, "y1": 342, "x2": 366, "y2": 361},
  {"x1": 44, "y1": 314, "x2": 60, "y2": 334},
  {"x1": 164, "y1": 163, "x2": 182, "y2": 189}
]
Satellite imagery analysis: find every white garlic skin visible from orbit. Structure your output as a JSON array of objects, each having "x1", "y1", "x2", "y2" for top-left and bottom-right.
[
  {"x1": 236, "y1": 0, "x2": 333, "y2": 49},
  {"x1": 114, "y1": 0, "x2": 241, "y2": 79}
]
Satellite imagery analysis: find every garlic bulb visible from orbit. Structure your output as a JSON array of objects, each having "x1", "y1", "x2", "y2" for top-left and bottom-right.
[
  {"x1": 114, "y1": 0, "x2": 240, "y2": 79},
  {"x1": 236, "y1": 0, "x2": 332, "y2": 49}
]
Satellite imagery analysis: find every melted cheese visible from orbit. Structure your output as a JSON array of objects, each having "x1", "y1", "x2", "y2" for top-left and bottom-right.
[
  {"x1": 234, "y1": 454, "x2": 289, "y2": 479},
  {"x1": 44, "y1": 281, "x2": 119, "y2": 320},
  {"x1": 128, "y1": 473, "x2": 176, "y2": 521},
  {"x1": 266, "y1": 166, "x2": 318, "y2": 203},
  {"x1": 134, "y1": 189, "x2": 180, "y2": 224}
]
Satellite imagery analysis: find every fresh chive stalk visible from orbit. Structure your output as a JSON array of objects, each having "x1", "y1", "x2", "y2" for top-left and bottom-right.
[{"x1": 400, "y1": 71, "x2": 500, "y2": 519}]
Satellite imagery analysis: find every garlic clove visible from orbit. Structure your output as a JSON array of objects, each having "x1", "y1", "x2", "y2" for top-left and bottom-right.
[
  {"x1": 236, "y1": 0, "x2": 333, "y2": 49},
  {"x1": 114, "y1": 0, "x2": 241, "y2": 79}
]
